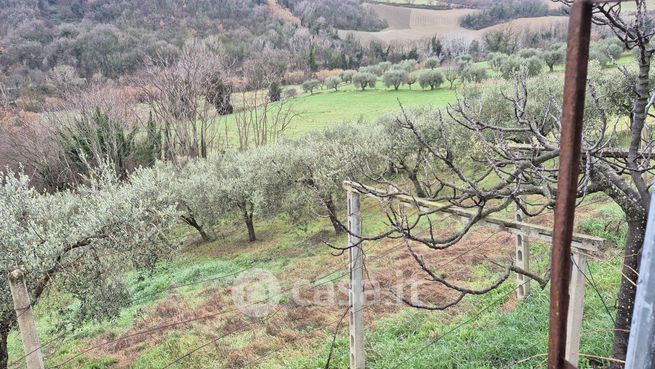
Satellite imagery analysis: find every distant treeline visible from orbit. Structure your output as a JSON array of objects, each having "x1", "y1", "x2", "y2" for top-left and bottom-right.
[
  {"x1": 459, "y1": 0, "x2": 565, "y2": 30},
  {"x1": 0, "y1": 0, "x2": 386, "y2": 111}
]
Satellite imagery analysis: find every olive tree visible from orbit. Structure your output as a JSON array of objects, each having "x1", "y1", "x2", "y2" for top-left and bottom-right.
[
  {"x1": 155, "y1": 160, "x2": 221, "y2": 242},
  {"x1": 0, "y1": 166, "x2": 179, "y2": 368},
  {"x1": 352, "y1": 72, "x2": 377, "y2": 91},
  {"x1": 302, "y1": 79, "x2": 320, "y2": 94},
  {"x1": 271, "y1": 125, "x2": 380, "y2": 235},
  {"x1": 406, "y1": 71, "x2": 419, "y2": 90},
  {"x1": 424, "y1": 56, "x2": 441, "y2": 69},
  {"x1": 339, "y1": 69, "x2": 355, "y2": 83},
  {"x1": 443, "y1": 65, "x2": 459, "y2": 89},
  {"x1": 325, "y1": 76, "x2": 342, "y2": 91},
  {"x1": 543, "y1": 43, "x2": 565, "y2": 72},
  {"x1": 460, "y1": 63, "x2": 488, "y2": 83},
  {"x1": 500, "y1": 55, "x2": 544, "y2": 79},
  {"x1": 378, "y1": 61, "x2": 393, "y2": 72},
  {"x1": 488, "y1": 51, "x2": 508, "y2": 72},
  {"x1": 383, "y1": 70, "x2": 408, "y2": 91},
  {"x1": 418, "y1": 70, "x2": 444, "y2": 90},
  {"x1": 394, "y1": 59, "x2": 417, "y2": 73},
  {"x1": 214, "y1": 148, "x2": 289, "y2": 242},
  {"x1": 359, "y1": 65, "x2": 383, "y2": 77}
]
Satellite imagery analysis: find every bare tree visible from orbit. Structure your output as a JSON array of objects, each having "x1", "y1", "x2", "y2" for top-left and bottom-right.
[
  {"x1": 232, "y1": 57, "x2": 297, "y2": 150},
  {"x1": 137, "y1": 41, "x2": 225, "y2": 160}
]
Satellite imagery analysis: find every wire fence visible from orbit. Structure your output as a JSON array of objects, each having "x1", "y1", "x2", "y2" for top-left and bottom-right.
[{"x1": 7, "y1": 195, "x2": 610, "y2": 369}]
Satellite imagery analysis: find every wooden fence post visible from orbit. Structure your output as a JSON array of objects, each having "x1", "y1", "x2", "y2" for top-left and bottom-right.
[
  {"x1": 565, "y1": 251, "x2": 587, "y2": 365},
  {"x1": 8, "y1": 269, "x2": 45, "y2": 369},
  {"x1": 348, "y1": 190, "x2": 365, "y2": 369},
  {"x1": 515, "y1": 206, "x2": 530, "y2": 299}
]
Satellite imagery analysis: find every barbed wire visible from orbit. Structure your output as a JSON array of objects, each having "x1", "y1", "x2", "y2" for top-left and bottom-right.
[
  {"x1": 7, "y1": 201, "x2": 386, "y2": 368},
  {"x1": 390, "y1": 279, "x2": 532, "y2": 369},
  {"x1": 157, "y1": 240, "x2": 407, "y2": 368},
  {"x1": 158, "y1": 208, "x2": 513, "y2": 369}
]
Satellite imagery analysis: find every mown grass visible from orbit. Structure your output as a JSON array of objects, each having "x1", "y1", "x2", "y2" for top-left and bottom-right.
[
  {"x1": 216, "y1": 82, "x2": 457, "y2": 147},
  {"x1": 216, "y1": 53, "x2": 633, "y2": 147}
]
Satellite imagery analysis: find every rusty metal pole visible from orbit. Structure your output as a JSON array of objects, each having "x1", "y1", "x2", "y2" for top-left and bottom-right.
[{"x1": 548, "y1": 1, "x2": 593, "y2": 368}]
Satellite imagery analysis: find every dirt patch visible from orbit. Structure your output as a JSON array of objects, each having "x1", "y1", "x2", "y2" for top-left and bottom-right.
[
  {"x1": 83, "y1": 216, "x2": 530, "y2": 367},
  {"x1": 306, "y1": 230, "x2": 333, "y2": 247}
]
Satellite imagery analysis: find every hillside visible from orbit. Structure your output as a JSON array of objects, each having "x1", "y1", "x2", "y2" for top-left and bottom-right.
[
  {"x1": 339, "y1": 4, "x2": 567, "y2": 44},
  {"x1": 1, "y1": 1, "x2": 652, "y2": 368},
  {"x1": 0, "y1": 0, "x2": 383, "y2": 108}
]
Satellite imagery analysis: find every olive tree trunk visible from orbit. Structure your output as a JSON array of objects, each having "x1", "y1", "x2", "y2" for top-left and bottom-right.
[
  {"x1": 611, "y1": 215, "x2": 648, "y2": 368},
  {"x1": 181, "y1": 215, "x2": 211, "y2": 242},
  {"x1": 323, "y1": 194, "x2": 342, "y2": 235},
  {"x1": 242, "y1": 206, "x2": 256, "y2": 242},
  {"x1": 0, "y1": 321, "x2": 9, "y2": 369}
]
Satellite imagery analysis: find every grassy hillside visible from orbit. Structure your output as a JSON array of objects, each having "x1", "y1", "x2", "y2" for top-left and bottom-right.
[
  {"x1": 7, "y1": 195, "x2": 623, "y2": 368},
  {"x1": 217, "y1": 54, "x2": 636, "y2": 145},
  {"x1": 6, "y1": 52, "x2": 637, "y2": 369}
]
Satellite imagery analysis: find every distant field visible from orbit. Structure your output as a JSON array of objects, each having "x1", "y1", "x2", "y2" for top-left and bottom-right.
[
  {"x1": 218, "y1": 53, "x2": 636, "y2": 145},
  {"x1": 340, "y1": 3, "x2": 567, "y2": 44},
  {"x1": 286, "y1": 84, "x2": 455, "y2": 135},
  {"x1": 217, "y1": 82, "x2": 457, "y2": 145},
  {"x1": 368, "y1": 0, "x2": 448, "y2": 6}
]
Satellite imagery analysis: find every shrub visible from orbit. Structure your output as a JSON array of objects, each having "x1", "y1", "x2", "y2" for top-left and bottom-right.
[
  {"x1": 285, "y1": 70, "x2": 306, "y2": 85},
  {"x1": 316, "y1": 68, "x2": 342, "y2": 81},
  {"x1": 269, "y1": 82, "x2": 282, "y2": 102},
  {"x1": 418, "y1": 70, "x2": 444, "y2": 90}
]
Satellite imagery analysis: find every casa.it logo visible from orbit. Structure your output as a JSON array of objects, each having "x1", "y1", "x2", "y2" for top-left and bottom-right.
[{"x1": 232, "y1": 268, "x2": 281, "y2": 318}]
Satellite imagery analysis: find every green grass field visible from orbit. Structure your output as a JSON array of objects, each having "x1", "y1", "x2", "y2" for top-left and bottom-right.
[
  {"x1": 217, "y1": 54, "x2": 635, "y2": 146},
  {"x1": 216, "y1": 81, "x2": 457, "y2": 147},
  {"x1": 285, "y1": 84, "x2": 456, "y2": 135}
]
